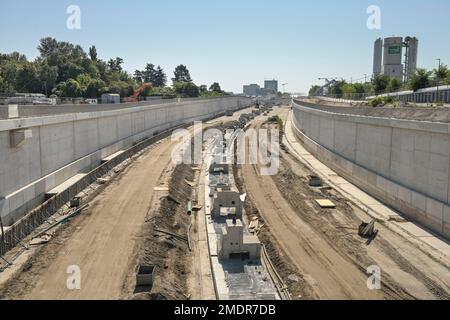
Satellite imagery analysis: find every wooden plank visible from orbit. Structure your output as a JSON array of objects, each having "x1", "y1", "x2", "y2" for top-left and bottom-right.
[{"x1": 315, "y1": 199, "x2": 336, "y2": 208}]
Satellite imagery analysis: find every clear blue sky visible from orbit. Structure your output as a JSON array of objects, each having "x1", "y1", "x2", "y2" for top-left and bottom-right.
[{"x1": 1, "y1": 0, "x2": 449, "y2": 93}]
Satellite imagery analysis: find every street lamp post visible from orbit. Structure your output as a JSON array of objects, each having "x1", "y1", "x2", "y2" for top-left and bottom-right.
[{"x1": 437, "y1": 58, "x2": 441, "y2": 103}]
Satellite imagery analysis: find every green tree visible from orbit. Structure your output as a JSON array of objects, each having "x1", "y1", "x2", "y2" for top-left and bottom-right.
[
  {"x1": 76, "y1": 73, "x2": 93, "y2": 95},
  {"x1": 39, "y1": 63, "x2": 58, "y2": 95},
  {"x1": 433, "y1": 64, "x2": 449, "y2": 81},
  {"x1": 386, "y1": 77, "x2": 402, "y2": 93},
  {"x1": 209, "y1": 82, "x2": 222, "y2": 93},
  {"x1": 172, "y1": 64, "x2": 192, "y2": 83},
  {"x1": 341, "y1": 83, "x2": 357, "y2": 98},
  {"x1": 153, "y1": 66, "x2": 167, "y2": 87},
  {"x1": 134, "y1": 70, "x2": 144, "y2": 84},
  {"x1": 372, "y1": 74, "x2": 389, "y2": 94},
  {"x1": 89, "y1": 46, "x2": 98, "y2": 61},
  {"x1": 199, "y1": 85, "x2": 208, "y2": 94},
  {"x1": 308, "y1": 85, "x2": 320, "y2": 96},
  {"x1": 143, "y1": 63, "x2": 156, "y2": 83},
  {"x1": 16, "y1": 63, "x2": 41, "y2": 93},
  {"x1": 0, "y1": 75, "x2": 14, "y2": 95},
  {"x1": 329, "y1": 80, "x2": 346, "y2": 96},
  {"x1": 85, "y1": 79, "x2": 105, "y2": 98},
  {"x1": 108, "y1": 57, "x2": 124, "y2": 72},
  {"x1": 173, "y1": 81, "x2": 199, "y2": 97},
  {"x1": 55, "y1": 79, "x2": 82, "y2": 97},
  {"x1": 408, "y1": 68, "x2": 431, "y2": 92}
]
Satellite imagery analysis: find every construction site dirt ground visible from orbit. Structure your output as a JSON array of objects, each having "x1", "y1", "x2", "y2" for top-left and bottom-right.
[
  {"x1": 0, "y1": 109, "x2": 253, "y2": 300},
  {"x1": 2, "y1": 105, "x2": 449, "y2": 300},
  {"x1": 237, "y1": 106, "x2": 450, "y2": 300}
]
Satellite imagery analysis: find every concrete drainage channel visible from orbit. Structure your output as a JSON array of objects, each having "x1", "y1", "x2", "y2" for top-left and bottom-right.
[{"x1": 0, "y1": 110, "x2": 237, "y2": 261}]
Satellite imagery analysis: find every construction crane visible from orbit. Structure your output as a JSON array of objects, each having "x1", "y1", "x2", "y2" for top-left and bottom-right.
[
  {"x1": 315, "y1": 77, "x2": 343, "y2": 96},
  {"x1": 123, "y1": 83, "x2": 153, "y2": 103}
]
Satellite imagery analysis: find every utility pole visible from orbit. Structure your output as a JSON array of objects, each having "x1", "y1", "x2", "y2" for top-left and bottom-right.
[{"x1": 437, "y1": 58, "x2": 441, "y2": 103}]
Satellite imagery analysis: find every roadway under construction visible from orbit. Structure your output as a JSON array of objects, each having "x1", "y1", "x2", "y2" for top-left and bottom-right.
[{"x1": 0, "y1": 102, "x2": 449, "y2": 300}]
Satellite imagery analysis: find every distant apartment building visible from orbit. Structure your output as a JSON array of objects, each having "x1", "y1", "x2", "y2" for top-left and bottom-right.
[
  {"x1": 264, "y1": 80, "x2": 278, "y2": 93},
  {"x1": 243, "y1": 84, "x2": 261, "y2": 96},
  {"x1": 243, "y1": 79, "x2": 278, "y2": 96}
]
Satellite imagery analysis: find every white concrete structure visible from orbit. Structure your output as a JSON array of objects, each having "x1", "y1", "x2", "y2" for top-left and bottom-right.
[
  {"x1": 0, "y1": 97, "x2": 251, "y2": 225},
  {"x1": 101, "y1": 93, "x2": 120, "y2": 104},
  {"x1": 212, "y1": 191, "x2": 243, "y2": 220},
  {"x1": 218, "y1": 219, "x2": 261, "y2": 261},
  {"x1": 373, "y1": 38, "x2": 383, "y2": 76},
  {"x1": 292, "y1": 100, "x2": 450, "y2": 239},
  {"x1": 405, "y1": 36, "x2": 419, "y2": 82}
]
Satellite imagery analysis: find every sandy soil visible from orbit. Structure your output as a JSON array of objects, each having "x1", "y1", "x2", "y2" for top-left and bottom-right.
[{"x1": 0, "y1": 138, "x2": 176, "y2": 299}]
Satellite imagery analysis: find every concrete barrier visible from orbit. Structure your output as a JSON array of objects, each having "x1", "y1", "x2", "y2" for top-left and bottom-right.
[
  {"x1": 0, "y1": 97, "x2": 252, "y2": 225},
  {"x1": 292, "y1": 100, "x2": 450, "y2": 239}
]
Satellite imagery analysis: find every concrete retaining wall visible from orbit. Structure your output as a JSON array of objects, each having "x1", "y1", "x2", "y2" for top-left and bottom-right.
[
  {"x1": 0, "y1": 97, "x2": 251, "y2": 225},
  {"x1": 292, "y1": 100, "x2": 450, "y2": 239}
]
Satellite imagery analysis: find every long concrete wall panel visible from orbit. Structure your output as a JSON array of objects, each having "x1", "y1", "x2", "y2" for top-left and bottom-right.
[
  {"x1": 292, "y1": 101, "x2": 450, "y2": 239},
  {"x1": 0, "y1": 97, "x2": 251, "y2": 224}
]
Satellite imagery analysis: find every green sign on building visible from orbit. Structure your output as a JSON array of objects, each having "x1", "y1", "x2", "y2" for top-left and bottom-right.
[{"x1": 388, "y1": 46, "x2": 401, "y2": 54}]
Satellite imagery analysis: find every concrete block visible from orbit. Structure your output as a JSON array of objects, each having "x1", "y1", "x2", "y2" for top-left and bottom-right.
[
  {"x1": 411, "y1": 191, "x2": 427, "y2": 212},
  {"x1": 430, "y1": 133, "x2": 450, "y2": 156},
  {"x1": 74, "y1": 119, "x2": 99, "y2": 159},
  {"x1": 7, "y1": 190, "x2": 24, "y2": 212},
  {"x1": 319, "y1": 117, "x2": 334, "y2": 149},
  {"x1": 414, "y1": 133, "x2": 432, "y2": 152},
  {"x1": 426, "y1": 198, "x2": 444, "y2": 221},
  {"x1": 444, "y1": 205, "x2": 450, "y2": 224},
  {"x1": 0, "y1": 197, "x2": 10, "y2": 219},
  {"x1": 44, "y1": 174, "x2": 56, "y2": 191},
  {"x1": 397, "y1": 185, "x2": 412, "y2": 204},
  {"x1": 334, "y1": 120, "x2": 357, "y2": 161},
  {"x1": 23, "y1": 184, "x2": 36, "y2": 203}
]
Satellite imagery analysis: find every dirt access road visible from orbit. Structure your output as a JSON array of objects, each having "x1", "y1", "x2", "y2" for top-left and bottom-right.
[
  {"x1": 0, "y1": 108, "x2": 252, "y2": 300},
  {"x1": 240, "y1": 106, "x2": 450, "y2": 300},
  {"x1": 25, "y1": 138, "x2": 175, "y2": 300}
]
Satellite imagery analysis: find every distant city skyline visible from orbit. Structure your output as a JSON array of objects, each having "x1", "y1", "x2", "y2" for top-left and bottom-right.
[{"x1": 1, "y1": 0, "x2": 449, "y2": 93}]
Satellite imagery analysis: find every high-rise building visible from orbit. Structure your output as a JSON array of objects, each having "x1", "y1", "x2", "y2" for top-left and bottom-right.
[
  {"x1": 372, "y1": 36, "x2": 419, "y2": 82},
  {"x1": 404, "y1": 37, "x2": 419, "y2": 82},
  {"x1": 264, "y1": 80, "x2": 278, "y2": 93},
  {"x1": 373, "y1": 38, "x2": 383, "y2": 76},
  {"x1": 243, "y1": 84, "x2": 261, "y2": 96},
  {"x1": 382, "y1": 37, "x2": 404, "y2": 80}
]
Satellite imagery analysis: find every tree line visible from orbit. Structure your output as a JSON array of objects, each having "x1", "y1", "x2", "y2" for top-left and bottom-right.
[
  {"x1": 309, "y1": 65, "x2": 450, "y2": 98},
  {"x1": 0, "y1": 37, "x2": 229, "y2": 99}
]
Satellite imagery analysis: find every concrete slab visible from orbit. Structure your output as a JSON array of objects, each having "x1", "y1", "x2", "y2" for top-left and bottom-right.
[
  {"x1": 211, "y1": 257, "x2": 229, "y2": 300},
  {"x1": 315, "y1": 199, "x2": 336, "y2": 208},
  {"x1": 101, "y1": 150, "x2": 125, "y2": 163},
  {"x1": 45, "y1": 173, "x2": 87, "y2": 196}
]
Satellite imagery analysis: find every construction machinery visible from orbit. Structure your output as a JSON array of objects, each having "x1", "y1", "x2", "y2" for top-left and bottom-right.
[
  {"x1": 358, "y1": 219, "x2": 378, "y2": 239},
  {"x1": 123, "y1": 83, "x2": 153, "y2": 103}
]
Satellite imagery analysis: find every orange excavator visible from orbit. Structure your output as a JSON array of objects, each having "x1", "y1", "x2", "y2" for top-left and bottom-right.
[{"x1": 124, "y1": 83, "x2": 153, "y2": 103}]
